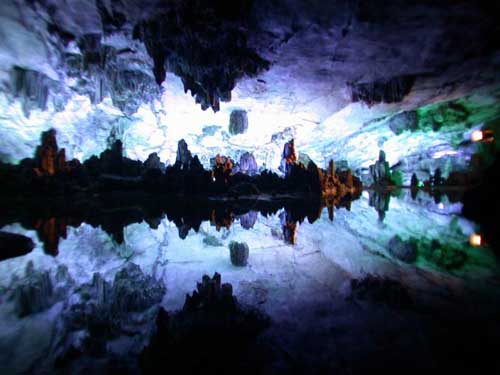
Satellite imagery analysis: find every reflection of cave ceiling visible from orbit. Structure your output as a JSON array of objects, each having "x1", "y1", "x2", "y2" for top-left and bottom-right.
[{"x1": 0, "y1": 0, "x2": 499, "y2": 178}]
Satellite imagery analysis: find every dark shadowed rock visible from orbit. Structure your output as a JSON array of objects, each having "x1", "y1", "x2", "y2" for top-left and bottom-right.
[
  {"x1": 229, "y1": 110, "x2": 248, "y2": 135},
  {"x1": 350, "y1": 275, "x2": 413, "y2": 309},
  {"x1": 111, "y1": 263, "x2": 166, "y2": 314},
  {"x1": 12, "y1": 261, "x2": 54, "y2": 317},
  {"x1": 141, "y1": 273, "x2": 270, "y2": 374},
  {"x1": 229, "y1": 241, "x2": 249, "y2": 266},
  {"x1": 387, "y1": 111, "x2": 418, "y2": 135},
  {"x1": 143, "y1": 152, "x2": 165, "y2": 172},
  {"x1": 388, "y1": 235, "x2": 418, "y2": 263},
  {"x1": 174, "y1": 139, "x2": 193, "y2": 170},
  {"x1": 0, "y1": 231, "x2": 35, "y2": 261}
]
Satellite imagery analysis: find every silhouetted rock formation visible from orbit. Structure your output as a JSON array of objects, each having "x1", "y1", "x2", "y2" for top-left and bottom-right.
[
  {"x1": 174, "y1": 139, "x2": 193, "y2": 170},
  {"x1": 141, "y1": 273, "x2": 269, "y2": 374},
  {"x1": 143, "y1": 152, "x2": 165, "y2": 172},
  {"x1": 229, "y1": 109, "x2": 248, "y2": 135},
  {"x1": 0, "y1": 132, "x2": 364, "y2": 252},
  {"x1": 0, "y1": 232, "x2": 34, "y2": 261}
]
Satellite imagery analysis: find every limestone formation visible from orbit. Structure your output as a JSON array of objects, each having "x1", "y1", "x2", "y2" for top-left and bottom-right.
[
  {"x1": 280, "y1": 139, "x2": 297, "y2": 177},
  {"x1": 174, "y1": 139, "x2": 193, "y2": 170},
  {"x1": 233, "y1": 152, "x2": 258, "y2": 176},
  {"x1": 11, "y1": 261, "x2": 54, "y2": 317},
  {"x1": 143, "y1": 152, "x2": 165, "y2": 171},
  {"x1": 369, "y1": 150, "x2": 392, "y2": 186},
  {"x1": 229, "y1": 241, "x2": 249, "y2": 267},
  {"x1": 229, "y1": 110, "x2": 249, "y2": 135},
  {"x1": 238, "y1": 211, "x2": 258, "y2": 229}
]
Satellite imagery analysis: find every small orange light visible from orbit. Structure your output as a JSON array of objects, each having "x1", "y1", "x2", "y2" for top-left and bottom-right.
[
  {"x1": 469, "y1": 234, "x2": 482, "y2": 247},
  {"x1": 471, "y1": 130, "x2": 483, "y2": 142}
]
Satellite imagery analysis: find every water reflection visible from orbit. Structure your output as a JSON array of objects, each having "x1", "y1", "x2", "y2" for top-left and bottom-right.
[
  {"x1": 0, "y1": 193, "x2": 357, "y2": 256},
  {"x1": 0, "y1": 189, "x2": 498, "y2": 374}
]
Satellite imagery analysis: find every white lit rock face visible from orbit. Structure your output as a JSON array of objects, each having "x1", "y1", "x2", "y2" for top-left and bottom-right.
[{"x1": 0, "y1": 0, "x2": 499, "y2": 176}]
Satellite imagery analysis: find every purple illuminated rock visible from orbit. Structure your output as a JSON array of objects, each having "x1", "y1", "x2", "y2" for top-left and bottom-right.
[{"x1": 234, "y1": 152, "x2": 258, "y2": 176}]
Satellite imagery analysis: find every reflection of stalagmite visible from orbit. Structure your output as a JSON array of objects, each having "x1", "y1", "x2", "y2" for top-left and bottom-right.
[
  {"x1": 210, "y1": 209, "x2": 233, "y2": 231},
  {"x1": 283, "y1": 222, "x2": 297, "y2": 245},
  {"x1": 280, "y1": 210, "x2": 297, "y2": 245},
  {"x1": 34, "y1": 217, "x2": 68, "y2": 256}
]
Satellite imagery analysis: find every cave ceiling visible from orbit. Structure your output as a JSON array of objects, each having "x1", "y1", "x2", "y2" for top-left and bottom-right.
[{"x1": 0, "y1": 0, "x2": 499, "y2": 177}]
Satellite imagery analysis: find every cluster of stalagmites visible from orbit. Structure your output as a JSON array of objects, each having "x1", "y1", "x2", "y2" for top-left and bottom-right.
[
  {"x1": 2, "y1": 262, "x2": 269, "y2": 373},
  {"x1": 280, "y1": 139, "x2": 363, "y2": 217},
  {"x1": 0, "y1": 129, "x2": 363, "y2": 199},
  {"x1": 141, "y1": 273, "x2": 270, "y2": 374}
]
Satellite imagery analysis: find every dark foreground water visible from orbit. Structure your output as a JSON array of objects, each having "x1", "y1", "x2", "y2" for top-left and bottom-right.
[{"x1": 0, "y1": 190, "x2": 499, "y2": 374}]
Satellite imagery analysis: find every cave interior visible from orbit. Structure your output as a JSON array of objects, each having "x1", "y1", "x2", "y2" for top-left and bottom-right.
[{"x1": 0, "y1": 0, "x2": 500, "y2": 374}]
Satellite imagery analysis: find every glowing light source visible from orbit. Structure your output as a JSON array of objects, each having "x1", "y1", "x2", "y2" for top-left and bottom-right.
[
  {"x1": 469, "y1": 234, "x2": 482, "y2": 247},
  {"x1": 471, "y1": 130, "x2": 483, "y2": 142}
]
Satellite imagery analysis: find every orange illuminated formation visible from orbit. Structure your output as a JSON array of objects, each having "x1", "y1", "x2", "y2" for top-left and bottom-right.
[
  {"x1": 34, "y1": 129, "x2": 78, "y2": 176},
  {"x1": 211, "y1": 154, "x2": 234, "y2": 184},
  {"x1": 34, "y1": 217, "x2": 68, "y2": 255}
]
